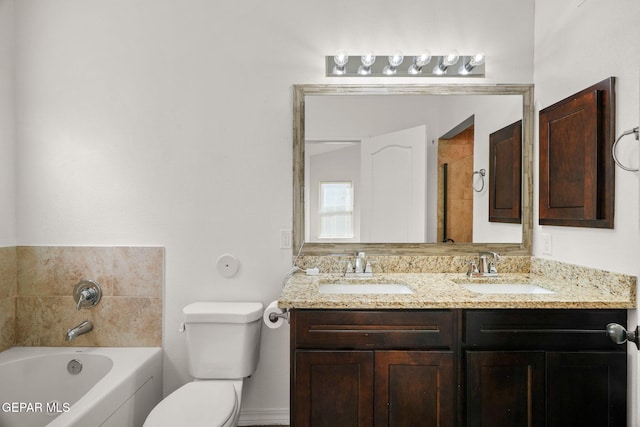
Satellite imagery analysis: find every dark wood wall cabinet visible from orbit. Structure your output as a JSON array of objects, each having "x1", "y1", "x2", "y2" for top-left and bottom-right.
[
  {"x1": 290, "y1": 308, "x2": 627, "y2": 427},
  {"x1": 489, "y1": 120, "x2": 522, "y2": 223},
  {"x1": 538, "y1": 77, "x2": 616, "y2": 228}
]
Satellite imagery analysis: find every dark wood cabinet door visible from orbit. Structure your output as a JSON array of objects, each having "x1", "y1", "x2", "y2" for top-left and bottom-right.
[
  {"x1": 295, "y1": 351, "x2": 374, "y2": 427},
  {"x1": 489, "y1": 120, "x2": 522, "y2": 224},
  {"x1": 466, "y1": 351, "x2": 545, "y2": 427},
  {"x1": 538, "y1": 77, "x2": 615, "y2": 228},
  {"x1": 546, "y1": 352, "x2": 626, "y2": 427},
  {"x1": 375, "y1": 351, "x2": 456, "y2": 427}
]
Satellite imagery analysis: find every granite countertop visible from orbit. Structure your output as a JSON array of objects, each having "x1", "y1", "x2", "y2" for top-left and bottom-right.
[{"x1": 279, "y1": 272, "x2": 636, "y2": 310}]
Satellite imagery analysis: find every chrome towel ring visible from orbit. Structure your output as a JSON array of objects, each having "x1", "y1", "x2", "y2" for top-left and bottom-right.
[
  {"x1": 612, "y1": 126, "x2": 639, "y2": 172},
  {"x1": 472, "y1": 169, "x2": 486, "y2": 192}
]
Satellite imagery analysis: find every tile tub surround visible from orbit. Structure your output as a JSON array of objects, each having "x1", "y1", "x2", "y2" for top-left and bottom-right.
[
  {"x1": 0, "y1": 246, "x2": 17, "y2": 352},
  {"x1": 14, "y1": 246, "x2": 163, "y2": 347},
  {"x1": 281, "y1": 256, "x2": 636, "y2": 310}
]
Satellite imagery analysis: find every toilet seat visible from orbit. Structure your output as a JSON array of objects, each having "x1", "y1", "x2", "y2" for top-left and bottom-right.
[{"x1": 143, "y1": 381, "x2": 238, "y2": 427}]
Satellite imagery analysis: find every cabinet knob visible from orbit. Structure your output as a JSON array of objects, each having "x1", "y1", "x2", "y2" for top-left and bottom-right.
[{"x1": 606, "y1": 323, "x2": 639, "y2": 348}]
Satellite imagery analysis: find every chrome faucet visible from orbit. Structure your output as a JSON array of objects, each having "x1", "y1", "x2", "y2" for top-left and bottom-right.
[
  {"x1": 355, "y1": 252, "x2": 364, "y2": 274},
  {"x1": 73, "y1": 280, "x2": 102, "y2": 310},
  {"x1": 467, "y1": 252, "x2": 500, "y2": 277},
  {"x1": 345, "y1": 252, "x2": 373, "y2": 277},
  {"x1": 65, "y1": 320, "x2": 93, "y2": 341}
]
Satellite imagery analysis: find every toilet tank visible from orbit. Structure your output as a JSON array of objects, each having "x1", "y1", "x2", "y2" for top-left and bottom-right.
[{"x1": 182, "y1": 302, "x2": 263, "y2": 379}]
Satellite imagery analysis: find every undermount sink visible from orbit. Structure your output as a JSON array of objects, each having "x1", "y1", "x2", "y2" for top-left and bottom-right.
[
  {"x1": 463, "y1": 283, "x2": 555, "y2": 294},
  {"x1": 318, "y1": 283, "x2": 414, "y2": 295}
]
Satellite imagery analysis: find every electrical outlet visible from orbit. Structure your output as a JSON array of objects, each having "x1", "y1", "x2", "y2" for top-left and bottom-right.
[
  {"x1": 280, "y1": 229, "x2": 292, "y2": 249},
  {"x1": 541, "y1": 233, "x2": 552, "y2": 256}
]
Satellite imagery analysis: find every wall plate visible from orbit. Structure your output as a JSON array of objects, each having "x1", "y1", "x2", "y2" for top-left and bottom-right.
[{"x1": 216, "y1": 254, "x2": 240, "y2": 278}]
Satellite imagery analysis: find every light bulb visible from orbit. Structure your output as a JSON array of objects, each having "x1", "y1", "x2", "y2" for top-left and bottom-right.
[
  {"x1": 382, "y1": 52, "x2": 403, "y2": 75},
  {"x1": 358, "y1": 52, "x2": 376, "y2": 75},
  {"x1": 333, "y1": 50, "x2": 349, "y2": 67},
  {"x1": 442, "y1": 51, "x2": 459, "y2": 67},
  {"x1": 469, "y1": 53, "x2": 485, "y2": 67},
  {"x1": 360, "y1": 53, "x2": 376, "y2": 67},
  {"x1": 408, "y1": 51, "x2": 431, "y2": 75},
  {"x1": 333, "y1": 50, "x2": 349, "y2": 75},
  {"x1": 459, "y1": 53, "x2": 485, "y2": 75},
  {"x1": 388, "y1": 51, "x2": 404, "y2": 67},
  {"x1": 414, "y1": 51, "x2": 431, "y2": 67}
]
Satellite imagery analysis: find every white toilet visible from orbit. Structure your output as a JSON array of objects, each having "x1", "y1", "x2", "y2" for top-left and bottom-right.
[{"x1": 143, "y1": 301, "x2": 264, "y2": 427}]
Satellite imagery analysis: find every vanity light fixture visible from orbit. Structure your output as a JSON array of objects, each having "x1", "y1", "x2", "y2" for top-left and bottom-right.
[
  {"x1": 432, "y1": 51, "x2": 460, "y2": 75},
  {"x1": 326, "y1": 50, "x2": 483, "y2": 77},
  {"x1": 459, "y1": 53, "x2": 485, "y2": 75}
]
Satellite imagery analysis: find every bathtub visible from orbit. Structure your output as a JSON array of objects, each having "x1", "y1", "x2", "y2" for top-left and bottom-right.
[{"x1": 0, "y1": 347, "x2": 162, "y2": 427}]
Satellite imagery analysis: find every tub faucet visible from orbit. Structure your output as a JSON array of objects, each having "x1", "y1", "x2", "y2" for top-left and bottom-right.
[
  {"x1": 65, "y1": 320, "x2": 93, "y2": 341},
  {"x1": 73, "y1": 280, "x2": 102, "y2": 310}
]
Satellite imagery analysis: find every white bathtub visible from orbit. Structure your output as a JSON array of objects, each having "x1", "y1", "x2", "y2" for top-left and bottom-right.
[{"x1": 0, "y1": 347, "x2": 162, "y2": 427}]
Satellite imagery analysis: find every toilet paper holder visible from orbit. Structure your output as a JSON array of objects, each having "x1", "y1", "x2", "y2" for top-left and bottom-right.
[{"x1": 268, "y1": 310, "x2": 289, "y2": 324}]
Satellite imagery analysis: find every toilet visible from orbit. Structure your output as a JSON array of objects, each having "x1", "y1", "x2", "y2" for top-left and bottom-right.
[{"x1": 143, "y1": 301, "x2": 264, "y2": 427}]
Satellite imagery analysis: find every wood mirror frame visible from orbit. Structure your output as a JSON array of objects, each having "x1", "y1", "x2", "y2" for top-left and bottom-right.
[{"x1": 293, "y1": 84, "x2": 534, "y2": 256}]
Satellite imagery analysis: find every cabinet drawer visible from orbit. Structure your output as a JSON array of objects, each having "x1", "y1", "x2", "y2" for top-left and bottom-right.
[
  {"x1": 464, "y1": 309, "x2": 626, "y2": 350},
  {"x1": 293, "y1": 309, "x2": 454, "y2": 349}
]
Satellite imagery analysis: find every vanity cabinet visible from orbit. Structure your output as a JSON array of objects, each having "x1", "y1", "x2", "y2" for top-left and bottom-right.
[
  {"x1": 290, "y1": 308, "x2": 627, "y2": 427},
  {"x1": 464, "y1": 309, "x2": 627, "y2": 427},
  {"x1": 290, "y1": 309, "x2": 457, "y2": 427}
]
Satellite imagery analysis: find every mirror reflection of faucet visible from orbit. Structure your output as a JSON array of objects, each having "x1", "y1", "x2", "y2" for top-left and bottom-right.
[{"x1": 467, "y1": 252, "x2": 500, "y2": 278}]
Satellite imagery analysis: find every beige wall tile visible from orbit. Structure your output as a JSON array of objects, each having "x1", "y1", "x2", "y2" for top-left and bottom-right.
[
  {"x1": 92, "y1": 297, "x2": 162, "y2": 346},
  {"x1": 0, "y1": 246, "x2": 17, "y2": 299},
  {"x1": 17, "y1": 246, "x2": 113, "y2": 296},
  {"x1": 14, "y1": 246, "x2": 164, "y2": 349},
  {"x1": 0, "y1": 296, "x2": 15, "y2": 352},
  {"x1": 16, "y1": 296, "x2": 80, "y2": 346},
  {"x1": 112, "y1": 247, "x2": 164, "y2": 297},
  {"x1": 16, "y1": 295, "x2": 162, "y2": 347}
]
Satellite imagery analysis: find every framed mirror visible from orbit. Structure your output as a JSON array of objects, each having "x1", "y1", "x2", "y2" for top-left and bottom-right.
[{"x1": 293, "y1": 84, "x2": 533, "y2": 256}]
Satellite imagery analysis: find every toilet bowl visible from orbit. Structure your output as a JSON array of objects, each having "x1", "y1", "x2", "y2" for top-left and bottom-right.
[
  {"x1": 143, "y1": 301, "x2": 263, "y2": 427},
  {"x1": 143, "y1": 381, "x2": 241, "y2": 427}
]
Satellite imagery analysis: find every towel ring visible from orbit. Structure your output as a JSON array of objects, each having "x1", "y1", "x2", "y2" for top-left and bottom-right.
[
  {"x1": 612, "y1": 126, "x2": 639, "y2": 172},
  {"x1": 472, "y1": 169, "x2": 486, "y2": 192}
]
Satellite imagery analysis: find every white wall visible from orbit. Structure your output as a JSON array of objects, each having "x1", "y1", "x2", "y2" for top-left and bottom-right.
[
  {"x1": 0, "y1": 0, "x2": 15, "y2": 246},
  {"x1": 533, "y1": 1, "x2": 640, "y2": 424},
  {"x1": 11, "y1": 0, "x2": 534, "y2": 422}
]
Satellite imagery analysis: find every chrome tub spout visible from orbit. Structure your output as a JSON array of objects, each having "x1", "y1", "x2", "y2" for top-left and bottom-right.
[{"x1": 65, "y1": 320, "x2": 93, "y2": 341}]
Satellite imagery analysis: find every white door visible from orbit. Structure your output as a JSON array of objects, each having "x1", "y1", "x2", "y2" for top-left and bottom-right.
[{"x1": 360, "y1": 125, "x2": 427, "y2": 242}]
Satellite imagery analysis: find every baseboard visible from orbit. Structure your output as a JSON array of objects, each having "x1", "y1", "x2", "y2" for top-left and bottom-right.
[{"x1": 238, "y1": 408, "x2": 290, "y2": 426}]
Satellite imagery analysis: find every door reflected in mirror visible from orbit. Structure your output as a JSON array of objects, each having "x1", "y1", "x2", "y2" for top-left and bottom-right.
[{"x1": 293, "y1": 85, "x2": 534, "y2": 256}]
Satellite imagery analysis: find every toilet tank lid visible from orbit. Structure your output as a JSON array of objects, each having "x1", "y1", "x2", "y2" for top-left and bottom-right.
[{"x1": 183, "y1": 302, "x2": 264, "y2": 323}]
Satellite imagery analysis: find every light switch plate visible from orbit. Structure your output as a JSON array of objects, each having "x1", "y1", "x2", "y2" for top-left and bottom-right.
[{"x1": 280, "y1": 229, "x2": 292, "y2": 249}]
